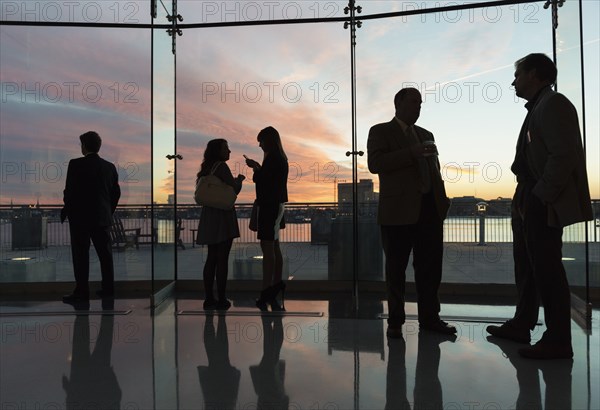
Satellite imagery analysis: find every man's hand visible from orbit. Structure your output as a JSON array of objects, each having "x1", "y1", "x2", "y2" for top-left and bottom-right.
[{"x1": 410, "y1": 142, "x2": 438, "y2": 158}]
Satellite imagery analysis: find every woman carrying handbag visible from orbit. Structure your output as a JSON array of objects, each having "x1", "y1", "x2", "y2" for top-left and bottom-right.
[{"x1": 195, "y1": 139, "x2": 245, "y2": 310}]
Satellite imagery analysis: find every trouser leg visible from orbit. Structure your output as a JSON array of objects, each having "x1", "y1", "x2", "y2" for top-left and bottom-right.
[
  {"x1": 381, "y1": 225, "x2": 413, "y2": 327},
  {"x1": 91, "y1": 226, "x2": 115, "y2": 291},
  {"x1": 525, "y1": 194, "x2": 571, "y2": 344},
  {"x1": 69, "y1": 225, "x2": 91, "y2": 296},
  {"x1": 511, "y1": 210, "x2": 540, "y2": 330},
  {"x1": 412, "y1": 194, "x2": 443, "y2": 324}
]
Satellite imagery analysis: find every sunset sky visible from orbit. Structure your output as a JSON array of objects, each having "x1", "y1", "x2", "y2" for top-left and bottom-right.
[{"x1": 1, "y1": 0, "x2": 598, "y2": 206}]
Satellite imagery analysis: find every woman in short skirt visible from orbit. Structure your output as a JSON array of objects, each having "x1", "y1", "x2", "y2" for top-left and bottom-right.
[
  {"x1": 245, "y1": 127, "x2": 289, "y2": 311},
  {"x1": 196, "y1": 139, "x2": 245, "y2": 310}
]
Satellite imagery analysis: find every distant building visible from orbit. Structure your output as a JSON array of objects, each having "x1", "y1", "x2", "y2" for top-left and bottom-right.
[
  {"x1": 337, "y1": 179, "x2": 378, "y2": 205},
  {"x1": 337, "y1": 179, "x2": 378, "y2": 217}
]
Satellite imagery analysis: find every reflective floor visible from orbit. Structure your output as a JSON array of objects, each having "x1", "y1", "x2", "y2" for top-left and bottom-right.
[{"x1": 1, "y1": 296, "x2": 598, "y2": 410}]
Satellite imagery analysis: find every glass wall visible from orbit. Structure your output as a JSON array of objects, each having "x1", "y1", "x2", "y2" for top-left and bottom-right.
[
  {"x1": 151, "y1": 0, "x2": 177, "y2": 300},
  {"x1": 555, "y1": 0, "x2": 599, "y2": 303},
  {"x1": 176, "y1": 22, "x2": 352, "y2": 282},
  {"x1": 0, "y1": 25, "x2": 152, "y2": 285},
  {"x1": 178, "y1": 0, "x2": 348, "y2": 24},
  {"x1": 356, "y1": 3, "x2": 552, "y2": 288},
  {"x1": 581, "y1": 0, "x2": 600, "y2": 300},
  {"x1": 0, "y1": 0, "x2": 597, "y2": 302}
]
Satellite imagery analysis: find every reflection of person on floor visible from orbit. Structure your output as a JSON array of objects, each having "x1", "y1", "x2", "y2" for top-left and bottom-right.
[
  {"x1": 487, "y1": 336, "x2": 572, "y2": 410},
  {"x1": 62, "y1": 314, "x2": 122, "y2": 410},
  {"x1": 198, "y1": 314, "x2": 241, "y2": 410},
  {"x1": 413, "y1": 331, "x2": 454, "y2": 409},
  {"x1": 385, "y1": 337, "x2": 410, "y2": 410},
  {"x1": 488, "y1": 336, "x2": 541, "y2": 409},
  {"x1": 250, "y1": 316, "x2": 289, "y2": 409},
  {"x1": 538, "y1": 359, "x2": 572, "y2": 410}
]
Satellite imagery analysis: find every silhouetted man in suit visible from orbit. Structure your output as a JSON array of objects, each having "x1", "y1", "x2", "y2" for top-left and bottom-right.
[
  {"x1": 367, "y1": 88, "x2": 455, "y2": 338},
  {"x1": 487, "y1": 53, "x2": 593, "y2": 359},
  {"x1": 62, "y1": 131, "x2": 120, "y2": 304}
]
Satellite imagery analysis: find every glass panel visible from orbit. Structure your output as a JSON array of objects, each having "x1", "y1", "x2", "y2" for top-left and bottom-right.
[
  {"x1": 0, "y1": 0, "x2": 149, "y2": 24},
  {"x1": 152, "y1": 0, "x2": 177, "y2": 293},
  {"x1": 178, "y1": 0, "x2": 347, "y2": 24},
  {"x1": 581, "y1": 0, "x2": 600, "y2": 296},
  {"x1": 0, "y1": 26, "x2": 152, "y2": 285},
  {"x1": 176, "y1": 22, "x2": 351, "y2": 284},
  {"x1": 176, "y1": 0, "x2": 535, "y2": 24},
  {"x1": 555, "y1": 0, "x2": 595, "y2": 302},
  {"x1": 359, "y1": 0, "x2": 543, "y2": 15},
  {"x1": 356, "y1": 5, "x2": 551, "y2": 291}
]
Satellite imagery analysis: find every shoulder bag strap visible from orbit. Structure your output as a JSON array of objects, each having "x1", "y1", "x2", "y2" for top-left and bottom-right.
[{"x1": 209, "y1": 161, "x2": 222, "y2": 175}]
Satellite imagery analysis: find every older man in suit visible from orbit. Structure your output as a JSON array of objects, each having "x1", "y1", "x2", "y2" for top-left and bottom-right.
[
  {"x1": 62, "y1": 131, "x2": 120, "y2": 304},
  {"x1": 367, "y1": 87, "x2": 454, "y2": 338},
  {"x1": 487, "y1": 53, "x2": 593, "y2": 359}
]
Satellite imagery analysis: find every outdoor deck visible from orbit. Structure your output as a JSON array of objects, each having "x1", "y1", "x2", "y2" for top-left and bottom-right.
[{"x1": 2, "y1": 241, "x2": 597, "y2": 287}]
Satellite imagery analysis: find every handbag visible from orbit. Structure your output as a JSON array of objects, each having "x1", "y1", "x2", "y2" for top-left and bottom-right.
[
  {"x1": 194, "y1": 162, "x2": 237, "y2": 210},
  {"x1": 248, "y1": 202, "x2": 285, "y2": 232},
  {"x1": 249, "y1": 201, "x2": 258, "y2": 231}
]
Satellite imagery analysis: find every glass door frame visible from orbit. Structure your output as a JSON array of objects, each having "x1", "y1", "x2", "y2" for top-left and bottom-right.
[
  {"x1": 168, "y1": 0, "x2": 593, "y2": 314},
  {"x1": 553, "y1": 0, "x2": 593, "y2": 325},
  {"x1": 150, "y1": 0, "x2": 178, "y2": 309}
]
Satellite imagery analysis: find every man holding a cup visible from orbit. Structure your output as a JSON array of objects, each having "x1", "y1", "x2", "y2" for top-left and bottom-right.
[{"x1": 367, "y1": 87, "x2": 454, "y2": 338}]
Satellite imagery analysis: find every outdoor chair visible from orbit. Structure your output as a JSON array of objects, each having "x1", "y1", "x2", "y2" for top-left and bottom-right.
[{"x1": 109, "y1": 216, "x2": 140, "y2": 251}]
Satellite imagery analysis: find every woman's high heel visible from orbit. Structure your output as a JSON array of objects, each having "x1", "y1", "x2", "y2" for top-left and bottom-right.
[
  {"x1": 216, "y1": 299, "x2": 231, "y2": 310},
  {"x1": 256, "y1": 286, "x2": 273, "y2": 311},
  {"x1": 256, "y1": 282, "x2": 286, "y2": 311},
  {"x1": 269, "y1": 281, "x2": 286, "y2": 311}
]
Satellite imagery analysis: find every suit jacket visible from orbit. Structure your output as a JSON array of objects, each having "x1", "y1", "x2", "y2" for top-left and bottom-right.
[
  {"x1": 63, "y1": 153, "x2": 120, "y2": 227},
  {"x1": 367, "y1": 118, "x2": 450, "y2": 225},
  {"x1": 517, "y1": 87, "x2": 593, "y2": 228}
]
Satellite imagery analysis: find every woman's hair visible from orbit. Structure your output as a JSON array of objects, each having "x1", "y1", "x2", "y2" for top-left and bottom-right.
[
  {"x1": 197, "y1": 138, "x2": 227, "y2": 181},
  {"x1": 257, "y1": 126, "x2": 287, "y2": 160}
]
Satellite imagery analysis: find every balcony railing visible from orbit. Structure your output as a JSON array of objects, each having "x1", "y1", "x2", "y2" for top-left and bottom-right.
[
  {"x1": 1, "y1": 202, "x2": 598, "y2": 286},
  {"x1": 1, "y1": 202, "x2": 598, "y2": 249}
]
